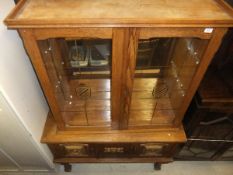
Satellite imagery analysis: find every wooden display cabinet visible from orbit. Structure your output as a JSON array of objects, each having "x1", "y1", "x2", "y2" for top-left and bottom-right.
[{"x1": 4, "y1": 0, "x2": 233, "y2": 171}]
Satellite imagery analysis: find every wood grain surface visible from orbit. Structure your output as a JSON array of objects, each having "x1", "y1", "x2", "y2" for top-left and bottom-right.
[{"x1": 4, "y1": 0, "x2": 233, "y2": 28}]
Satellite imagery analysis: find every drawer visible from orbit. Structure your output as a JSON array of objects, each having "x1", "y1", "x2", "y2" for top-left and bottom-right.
[
  {"x1": 140, "y1": 143, "x2": 170, "y2": 157},
  {"x1": 58, "y1": 143, "x2": 89, "y2": 158},
  {"x1": 92, "y1": 143, "x2": 170, "y2": 158},
  {"x1": 51, "y1": 143, "x2": 172, "y2": 159}
]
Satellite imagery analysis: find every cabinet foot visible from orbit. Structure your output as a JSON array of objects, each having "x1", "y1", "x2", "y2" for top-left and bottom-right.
[
  {"x1": 63, "y1": 163, "x2": 72, "y2": 172},
  {"x1": 154, "y1": 163, "x2": 161, "y2": 170}
]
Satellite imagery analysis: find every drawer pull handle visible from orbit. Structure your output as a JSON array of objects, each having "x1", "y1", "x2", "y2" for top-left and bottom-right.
[{"x1": 104, "y1": 147, "x2": 124, "y2": 153}]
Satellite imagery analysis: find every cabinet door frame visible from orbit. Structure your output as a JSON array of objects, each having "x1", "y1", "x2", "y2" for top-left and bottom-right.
[
  {"x1": 172, "y1": 28, "x2": 227, "y2": 126},
  {"x1": 19, "y1": 28, "x2": 112, "y2": 130},
  {"x1": 111, "y1": 28, "x2": 139, "y2": 129},
  {"x1": 19, "y1": 27, "x2": 227, "y2": 131}
]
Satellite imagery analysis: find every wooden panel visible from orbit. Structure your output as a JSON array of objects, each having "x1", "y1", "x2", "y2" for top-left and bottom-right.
[
  {"x1": 4, "y1": 0, "x2": 27, "y2": 22},
  {"x1": 34, "y1": 28, "x2": 112, "y2": 40},
  {"x1": 112, "y1": 28, "x2": 139, "y2": 129},
  {"x1": 62, "y1": 111, "x2": 111, "y2": 127},
  {"x1": 4, "y1": 0, "x2": 233, "y2": 28},
  {"x1": 41, "y1": 115, "x2": 187, "y2": 143},
  {"x1": 140, "y1": 28, "x2": 213, "y2": 39},
  {"x1": 62, "y1": 112, "x2": 88, "y2": 126},
  {"x1": 129, "y1": 110, "x2": 153, "y2": 126},
  {"x1": 216, "y1": 0, "x2": 233, "y2": 17},
  {"x1": 151, "y1": 110, "x2": 176, "y2": 124},
  {"x1": 131, "y1": 99, "x2": 156, "y2": 110},
  {"x1": 129, "y1": 109, "x2": 175, "y2": 126},
  {"x1": 50, "y1": 143, "x2": 173, "y2": 159},
  {"x1": 59, "y1": 99, "x2": 111, "y2": 112},
  {"x1": 87, "y1": 111, "x2": 111, "y2": 126}
]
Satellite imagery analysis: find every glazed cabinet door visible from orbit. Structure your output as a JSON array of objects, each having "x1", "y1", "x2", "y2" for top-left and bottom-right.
[
  {"x1": 20, "y1": 28, "x2": 116, "y2": 130},
  {"x1": 127, "y1": 28, "x2": 211, "y2": 129},
  {"x1": 119, "y1": 28, "x2": 227, "y2": 129},
  {"x1": 20, "y1": 28, "x2": 141, "y2": 130},
  {"x1": 39, "y1": 38, "x2": 112, "y2": 128}
]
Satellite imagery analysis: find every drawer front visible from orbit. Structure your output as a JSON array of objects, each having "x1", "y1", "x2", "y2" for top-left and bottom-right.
[
  {"x1": 62, "y1": 143, "x2": 89, "y2": 157},
  {"x1": 140, "y1": 143, "x2": 169, "y2": 157},
  {"x1": 52, "y1": 143, "x2": 172, "y2": 158}
]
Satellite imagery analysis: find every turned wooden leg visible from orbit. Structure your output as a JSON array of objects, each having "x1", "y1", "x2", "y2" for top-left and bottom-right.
[
  {"x1": 63, "y1": 163, "x2": 72, "y2": 172},
  {"x1": 154, "y1": 163, "x2": 161, "y2": 170}
]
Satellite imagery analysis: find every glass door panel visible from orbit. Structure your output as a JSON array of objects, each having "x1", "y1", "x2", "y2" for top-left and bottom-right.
[
  {"x1": 129, "y1": 37, "x2": 208, "y2": 127},
  {"x1": 38, "y1": 38, "x2": 112, "y2": 128}
]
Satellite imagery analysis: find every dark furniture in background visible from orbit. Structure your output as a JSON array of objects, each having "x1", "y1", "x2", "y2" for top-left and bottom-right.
[{"x1": 176, "y1": 29, "x2": 233, "y2": 160}]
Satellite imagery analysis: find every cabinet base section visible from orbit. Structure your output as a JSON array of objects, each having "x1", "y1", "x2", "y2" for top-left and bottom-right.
[
  {"x1": 45, "y1": 138, "x2": 180, "y2": 172},
  {"x1": 41, "y1": 115, "x2": 184, "y2": 172},
  {"x1": 41, "y1": 114, "x2": 187, "y2": 143}
]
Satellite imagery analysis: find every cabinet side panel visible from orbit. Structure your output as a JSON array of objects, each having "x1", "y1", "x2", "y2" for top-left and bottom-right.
[
  {"x1": 173, "y1": 28, "x2": 228, "y2": 126},
  {"x1": 19, "y1": 29, "x2": 65, "y2": 129}
]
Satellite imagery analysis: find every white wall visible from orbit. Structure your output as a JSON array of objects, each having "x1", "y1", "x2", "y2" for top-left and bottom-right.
[
  {"x1": 0, "y1": 92, "x2": 52, "y2": 171},
  {"x1": 0, "y1": 0, "x2": 54, "y2": 169}
]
